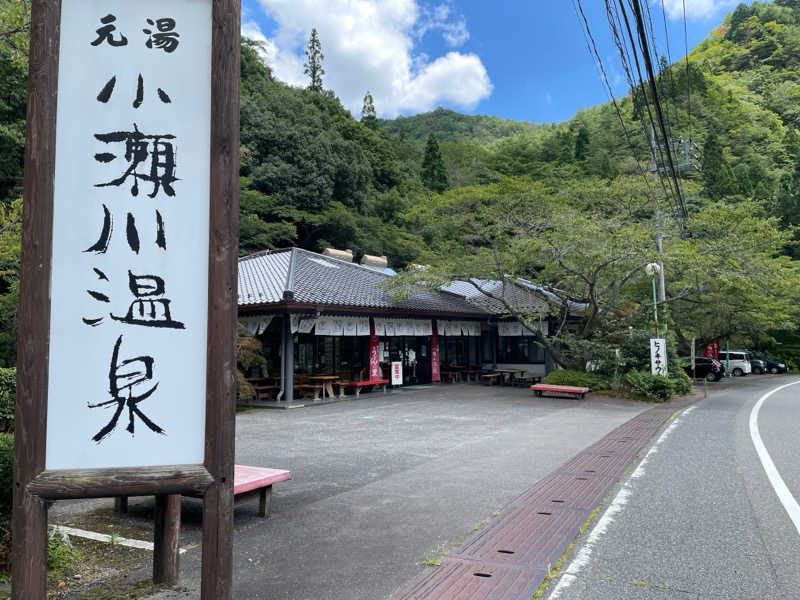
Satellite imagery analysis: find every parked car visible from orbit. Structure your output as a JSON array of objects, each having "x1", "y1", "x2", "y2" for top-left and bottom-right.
[
  {"x1": 752, "y1": 354, "x2": 788, "y2": 374},
  {"x1": 731, "y1": 350, "x2": 767, "y2": 374},
  {"x1": 718, "y1": 351, "x2": 752, "y2": 376},
  {"x1": 682, "y1": 357, "x2": 725, "y2": 381},
  {"x1": 749, "y1": 354, "x2": 768, "y2": 374}
]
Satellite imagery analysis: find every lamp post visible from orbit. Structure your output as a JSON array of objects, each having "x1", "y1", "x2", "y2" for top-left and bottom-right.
[{"x1": 646, "y1": 263, "x2": 661, "y2": 337}]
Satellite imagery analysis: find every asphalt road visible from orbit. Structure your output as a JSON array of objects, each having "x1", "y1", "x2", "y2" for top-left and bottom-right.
[
  {"x1": 545, "y1": 374, "x2": 800, "y2": 600},
  {"x1": 94, "y1": 384, "x2": 652, "y2": 600}
]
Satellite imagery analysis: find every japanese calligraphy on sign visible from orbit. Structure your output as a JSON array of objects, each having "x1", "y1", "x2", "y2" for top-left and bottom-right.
[
  {"x1": 650, "y1": 338, "x2": 668, "y2": 376},
  {"x1": 46, "y1": 1, "x2": 212, "y2": 470}
]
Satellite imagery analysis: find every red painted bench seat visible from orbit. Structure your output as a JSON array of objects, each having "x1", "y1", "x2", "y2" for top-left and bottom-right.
[
  {"x1": 231, "y1": 465, "x2": 291, "y2": 517},
  {"x1": 115, "y1": 464, "x2": 291, "y2": 518},
  {"x1": 530, "y1": 383, "x2": 590, "y2": 399},
  {"x1": 337, "y1": 379, "x2": 389, "y2": 397}
]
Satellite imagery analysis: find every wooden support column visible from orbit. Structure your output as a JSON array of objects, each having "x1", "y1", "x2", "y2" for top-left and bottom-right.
[
  {"x1": 153, "y1": 494, "x2": 181, "y2": 585},
  {"x1": 201, "y1": 1, "x2": 239, "y2": 598},
  {"x1": 283, "y1": 315, "x2": 294, "y2": 403}
]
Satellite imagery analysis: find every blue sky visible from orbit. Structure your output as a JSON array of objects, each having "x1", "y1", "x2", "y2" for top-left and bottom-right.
[{"x1": 242, "y1": 1, "x2": 741, "y2": 123}]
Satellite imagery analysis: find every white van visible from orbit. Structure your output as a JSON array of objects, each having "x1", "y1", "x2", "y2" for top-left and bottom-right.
[{"x1": 718, "y1": 351, "x2": 752, "y2": 376}]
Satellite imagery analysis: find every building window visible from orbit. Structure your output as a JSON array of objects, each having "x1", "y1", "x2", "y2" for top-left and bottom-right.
[{"x1": 498, "y1": 337, "x2": 545, "y2": 363}]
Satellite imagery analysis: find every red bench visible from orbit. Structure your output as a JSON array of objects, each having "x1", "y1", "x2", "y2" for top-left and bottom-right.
[
  {"x1": 230, "y1": 465, "x2": 291, "y2": 517},
  {"x1": 337, "y1": 379, "x2": 389, "y2": 398},
  {"x1": 531, "y1": 383, "x2": 590, "y2": 399},
  {"x1": 115, "y1": 464, "x2": 291, "y2": 518}
]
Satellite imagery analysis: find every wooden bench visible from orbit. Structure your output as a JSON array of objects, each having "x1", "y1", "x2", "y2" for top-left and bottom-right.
[
  {"x1": 229, "y1": 465, "x2": 291, "y2": 517},
  {"x1": 295, "y1": 383, "x2": 324, "y2": 400},
  {"x1": 253, "y1": 384, "x2": 279, "y2": 401},
  {"x1": 336, "y1": 379, "x2": 389, "y2": 397},
  {"x1": 530, "y1": 383, "x2": 590, "y2": 399},
  {"x1": 115, "y1": 465, "x2": 291, "y2": 518}
]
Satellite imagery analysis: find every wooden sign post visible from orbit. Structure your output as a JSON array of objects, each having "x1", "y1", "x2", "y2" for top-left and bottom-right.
[{"x1": 13, "y1": 1, "x2": 239, "y2": 598}]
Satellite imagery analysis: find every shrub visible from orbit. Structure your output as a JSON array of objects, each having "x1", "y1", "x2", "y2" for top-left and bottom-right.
[
  {"x1": 623, "y1": 370, "x2": 693, "y2": 401},
  {"x1": 0, "y1": 434, "x2": 12, "y2": 519},
  {"x1": 47, "y1": 528, "x2": 79, "y2": 570},
  {"x1": 624, "y1": 370, "x2": 673, "y2": 401},
  {"x1": 670, "y1": 370, "x2": 693, "y2": 396},
  {"x1": 543, "y1": 369, "x2": 609, "y2": 389},
  {"x1": 0, "y1": 433, "x2": 12, "y2": 575},
  {"x1": 0, "y1": 368, "x2": 14, "y2": 433}
]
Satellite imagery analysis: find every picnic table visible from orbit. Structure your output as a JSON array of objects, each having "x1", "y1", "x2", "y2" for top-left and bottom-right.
[
  {"x1": 440, "y1": 369, "x2": 461, "y2": 383},
  {"x1": 307, "y1": 375, "x2": 340, "y2": 400},
  {"x1": 245, "y1": 376, "x2": 280, "y2": 402},
  {"x1": 482, "y1": 372, "x2": 501, "y2": 385},
  {"x1": 461, "y1": 368, "x2": 483, "y2": 383},
  {"x1": 495, "y1": 368, "x2": 527, "y2": 386}
]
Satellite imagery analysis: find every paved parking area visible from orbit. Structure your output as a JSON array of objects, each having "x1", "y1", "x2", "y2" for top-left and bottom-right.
[{"x1": 54, "y1": 384, "x2": 654, "y2": 599}]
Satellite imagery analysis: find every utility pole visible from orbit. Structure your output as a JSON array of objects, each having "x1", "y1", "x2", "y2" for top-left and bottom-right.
[{"x1": 647, "y1": 127, "x2": 697, "y2": 316}]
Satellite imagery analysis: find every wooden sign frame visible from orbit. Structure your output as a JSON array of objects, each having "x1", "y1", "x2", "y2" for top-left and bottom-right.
[{"x1": 12, "y1": 1, "x2": 239, "y2": 598}]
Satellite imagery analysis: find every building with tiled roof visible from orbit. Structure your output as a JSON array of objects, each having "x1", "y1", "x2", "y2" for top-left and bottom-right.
[{"x1": 237, "y1": 248, "x2": 562, "y2": 404}]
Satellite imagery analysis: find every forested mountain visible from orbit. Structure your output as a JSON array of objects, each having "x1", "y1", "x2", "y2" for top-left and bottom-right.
[
  {"x1": 1, "y1": 1, "x2": 800, "y2": 365},
  {"x1": 377, "y1": 107, "x2": 538, "y2": 145}
]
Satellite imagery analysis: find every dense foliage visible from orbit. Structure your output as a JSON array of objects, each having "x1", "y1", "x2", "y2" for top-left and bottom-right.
[{"x1": 1, "y1": 1, "x2": 799, "y2": 367}]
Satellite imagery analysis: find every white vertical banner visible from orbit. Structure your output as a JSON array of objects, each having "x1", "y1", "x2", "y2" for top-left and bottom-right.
[
  {"x1": 650, "y1": 338, "x2": 668, "y2": 376},
  {"x1": 391, "y1": 361, "x2": 403, "y2": 385},
  {"x1": 46, "y1": 1, "x2": 212, "y2": 470}
]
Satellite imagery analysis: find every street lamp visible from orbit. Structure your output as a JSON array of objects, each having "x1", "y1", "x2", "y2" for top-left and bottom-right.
[{"x1": 646, "y1": 262, "x2": 661, "y2": 337}]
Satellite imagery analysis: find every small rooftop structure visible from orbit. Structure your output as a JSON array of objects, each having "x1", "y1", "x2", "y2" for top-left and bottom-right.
[
  {"x1": 322, "y1": 248, "x2": 353, "y2": 262},
  {"x1": 360, "y1": 254, "x2": 388, "y2": 271}
]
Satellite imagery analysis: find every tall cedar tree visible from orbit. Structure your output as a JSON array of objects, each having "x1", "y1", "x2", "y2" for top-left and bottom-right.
[
  {"x1": 701, "y1": 130, "x2": 734, "y2": 199},
  {"x1": 420, "y1": 134, "x2": 448, "y2": 192},
  {"x1": 361, "y1": 91, "x2": 377, "y2": 129},
  {"x1": 304, "y1": 28, "x2": 325, "y2": 92}
]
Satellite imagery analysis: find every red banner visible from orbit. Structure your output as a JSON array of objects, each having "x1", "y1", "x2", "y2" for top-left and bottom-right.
[
  {"x1": 369, "y1": 320, "x2": 381, "y2": 381},
  {"x1": 703, "y1": 340, "x2": 719, "y2": 359},
  {"x1": 431, "y1": 328, "x2": 440, "y2": 382}
]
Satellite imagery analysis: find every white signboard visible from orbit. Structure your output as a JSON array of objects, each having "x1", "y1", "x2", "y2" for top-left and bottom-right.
[
  {"x1": 650, "y1": 338, "x2": 668, "y2": 376},
  {"x1": 45, "y1": 1, "x2": 212, "y2": 469},
  {"x1": 391, "y1": 362, "x2": 403, "y2": 386}
]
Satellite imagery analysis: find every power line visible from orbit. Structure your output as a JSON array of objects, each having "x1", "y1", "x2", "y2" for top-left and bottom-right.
[
  {"x1": 571, "y1": 0, "x2": 658, "y2": 206},
  {"x1": 614, "y1": 0, "x2": 680, "y2": 217},
  {"x1": 629, "y1": 0, "x2": 688, "y2": 218},
  {"x1": 682, "y1": 0, "x2": 693, "y2": 145}
]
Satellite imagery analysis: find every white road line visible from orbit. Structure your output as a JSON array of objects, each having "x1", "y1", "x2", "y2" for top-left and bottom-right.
[
  {"x1": 52, "y1": 525, "x2": 187, "y2": 554},
  {"x1": 546, "y1": 406, "x2": 695, "y2": 600},
  {"x1": 748, "y1": 380, "x2": 800, "y2": 537}
]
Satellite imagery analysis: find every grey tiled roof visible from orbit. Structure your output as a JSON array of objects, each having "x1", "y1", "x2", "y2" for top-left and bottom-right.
[
  {"x1": 442, "y1": 279, "x2": 586, "y2": 316},
  {"x1": 238, "y1": 248, "x2": 486, "y2": 315}
]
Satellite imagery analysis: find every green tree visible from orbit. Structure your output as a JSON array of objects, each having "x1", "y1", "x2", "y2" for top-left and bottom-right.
[
  {"x1": 0, "y1": 199, "x2": 21, "y2": 366},
  {"x1": 420, "y1": 134, "x2": 448, "y2": 192},
  {"x1": 574, "y1": 125, "x2": 590, "y2": 161},
  {"x1": 701, "y1": 130, "x2": 734, "y2": 199},
  {"x1": 0, "y1": 0, "x2": 30, "y2": 68},
  {"x1": 304, "y1": 28, "x2": 325, "y2": 92},
  {"x1": 361, "y1": 91, "x2": 377, "y2": 130}
]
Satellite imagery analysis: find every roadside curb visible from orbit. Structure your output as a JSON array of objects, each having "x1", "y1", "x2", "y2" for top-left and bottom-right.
[{"x1": 389, "y1": 396, "x2": 697, "y2": 600}]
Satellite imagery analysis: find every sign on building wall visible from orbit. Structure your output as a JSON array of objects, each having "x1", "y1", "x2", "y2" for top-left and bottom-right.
[
  {"x1": 391, "y1": 362, "x2": 403, "y2": 386},
  {"x1": 431, "y1": 329, "x2": 440, "y2": 383},
  {"x1": 46, "y1": 0, "x2": 212, "y2": 469},
  {"x1": 650, "y1": 338, "x2": 668, "y2": 376}
]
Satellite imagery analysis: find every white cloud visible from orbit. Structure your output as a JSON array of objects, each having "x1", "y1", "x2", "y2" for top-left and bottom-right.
[
  {"x1": 658, "y1": 0, "x2": 737, "y2": 21},
  {"x1": 416, "y1": 3, "x2": 470, "y2": 47},
  {"x1": 244, "y1": 0, "x2": 491, "y2": 117}
]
